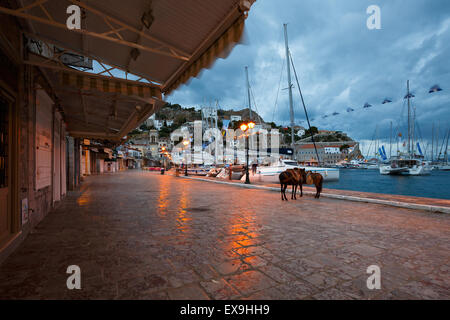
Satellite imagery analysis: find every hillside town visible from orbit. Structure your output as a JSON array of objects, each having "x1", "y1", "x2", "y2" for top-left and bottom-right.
[{"x1": 76, "y1": 103, "x2": 361, "y2": 176}]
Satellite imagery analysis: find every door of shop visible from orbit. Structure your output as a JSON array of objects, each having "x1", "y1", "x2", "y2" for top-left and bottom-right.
[
  {"x1": 0, "y1": 94, "x2": 11, "y2": 245},
  {"x1": 53, "y1": 113, "x2": 61, "y2": 203}
]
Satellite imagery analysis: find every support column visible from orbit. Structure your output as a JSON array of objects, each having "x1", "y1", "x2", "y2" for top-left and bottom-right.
[
  {"x1": 67, "y1": 136, "x2": 75, "y2": 191},
  {"x1": 74, "y1": 138, "x2": 81, "y2": 187}
]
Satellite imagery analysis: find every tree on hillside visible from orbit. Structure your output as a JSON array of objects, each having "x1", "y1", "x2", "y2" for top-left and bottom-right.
[
  {"x1": 128, "y1": 129, "x2": 141, "y2": 136},
  {"x1": 175, "y1": 114, "x2": 187, "y2": 126},
  {"x1": 139, "y1": 124, "x2": 151, "y2": 131},
  {"x1": 267, "y1": 122, "x2": 279, "y2": 129},
  {"x1": 305, "y1": 126, "x2": 318, "y2": 136},
  {"x1": 159, "y1": 125, "x2": 172, "y2": 139},
  {"x1": 340, "y1": 144, "x2": 350, "y2": 152}
]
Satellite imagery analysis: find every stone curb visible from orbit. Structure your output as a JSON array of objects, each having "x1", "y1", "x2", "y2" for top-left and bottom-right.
[{"x1": 178, "y1": 175, "x2": 450, "y2": 214}]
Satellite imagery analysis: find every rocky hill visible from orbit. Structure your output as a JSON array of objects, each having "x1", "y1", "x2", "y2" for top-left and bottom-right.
[
  {"x1": 155, "y1": 103, "x2": 265, "y2": 124},
  {"x1": 347, "y1": 144, "x2": 364, "y2": 160},
  {"x1": 129, "y1": 103, "x2": 356, "y2": 147},
  {"x1": 298, "y1": 131, "x2": 354, "y2": 143}
]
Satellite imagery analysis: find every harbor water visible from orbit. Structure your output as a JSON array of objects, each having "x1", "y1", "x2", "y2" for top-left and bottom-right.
[{"x1": 325, "y1": 169, "x2": 450, "y2": 200}]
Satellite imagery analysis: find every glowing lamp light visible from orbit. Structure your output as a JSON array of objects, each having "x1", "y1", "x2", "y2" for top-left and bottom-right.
[
  {"x1": 183, "y1": 140, "x2": 189, "y2": 146},
  {"x1": 240, "y1": 124, "x2": 248, "y2": 132},
  {"x1": 248, "y1": 122, "x2": 255, "y2": 129}
]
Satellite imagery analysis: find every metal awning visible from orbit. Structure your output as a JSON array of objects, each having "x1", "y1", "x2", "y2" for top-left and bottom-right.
[
  {"x1": 40, "y1": 65, "x2": 164, "y2": 141},
  {"x1": 1, "y1": 0, "x2": 255, "y2": 93}
]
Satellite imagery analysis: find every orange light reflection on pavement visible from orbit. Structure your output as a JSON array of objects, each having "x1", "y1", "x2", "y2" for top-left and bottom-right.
[
  {"x1": 176, "y1": 180, "x2": 191, "y2": 235},
  {"x1": 157, "y1": 176, "x2": 170, "y2": 216},
  {"x1": 223, "y1": 210, "x2": 260, "y2": 260},
  {"x1": 77, "y1": 191, "x2": 92, "y2": 207}
]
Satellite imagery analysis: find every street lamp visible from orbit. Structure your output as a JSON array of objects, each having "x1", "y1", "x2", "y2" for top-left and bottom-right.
[
  {"x1": 183, "y1": 140, "x2": 189, "y2": 176},
  {"x1": 240, "y1": 121, "x2": 255, "y2": 184},
  {"x1": 161, "y1": 146, "x2": 167, "y2": 170}
]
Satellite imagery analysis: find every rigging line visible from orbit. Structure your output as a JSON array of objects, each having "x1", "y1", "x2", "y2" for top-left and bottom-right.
[
  {"x1": 272, "y1": 58, "x2": 285, "y2": 123},
  {"x1": 366, "y1": 128, "x2": 377, "y2": 159},
  {"x1": 415, "y1": 119, "x2": 425, "y2": 155},
  {"x1": 249, "y1": 85, "x2": 263, "y2": 125},
  {"x1": 445, "y1": 128, "x2": 450, "y2": 161},
  {"x1": 289, "y1": 50, "x2": 321, "y2": 165},
  {"x1": 255, "y1": 28, "x2": 284, "y2": 114},
  {"x1": 438, "y1": 128, "x2": 448, "y2": 159},
  {"x1": 244, "y1": 75, "x2": 248, "y2": 113},
  {"x1": 397, "y1": 98, "x2": 407, "y2": 138},
  {"x1": 245, "y1": 66, "x2": 266, "y2": 126}
]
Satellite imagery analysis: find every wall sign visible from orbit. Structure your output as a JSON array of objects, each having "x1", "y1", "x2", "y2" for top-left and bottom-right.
[{"x1": 21, "y1": 198, "x2": 28, "y2": 225}]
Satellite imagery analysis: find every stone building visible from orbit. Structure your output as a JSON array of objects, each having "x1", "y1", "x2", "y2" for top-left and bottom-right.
[{"x1": 296, "y1": 142, "x2": 357, "y2": 165}]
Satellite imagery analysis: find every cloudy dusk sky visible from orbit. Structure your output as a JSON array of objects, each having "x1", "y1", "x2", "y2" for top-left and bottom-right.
[{"x1": 166, "y1": 0, "x2": 450, "y2": 154}]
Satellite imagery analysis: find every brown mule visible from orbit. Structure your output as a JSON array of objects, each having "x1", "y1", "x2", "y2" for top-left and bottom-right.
[
  {"x1": 279, "y1": 168, "x2": 304, "y2": 201},
  {"x1": 303, "y1": 171, "x2": 323, "y2": 198},
  {"x1": 292, "y1": 168, "x2": 307, "y2": 198}
]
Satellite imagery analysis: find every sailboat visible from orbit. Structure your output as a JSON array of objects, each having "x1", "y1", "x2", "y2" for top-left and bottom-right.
[
  {"x1": 435, "y1": 128, "x2": 450, "y2": 170},
  {"x1": 360, "y1": 126, "x2": 382, "y2": 169},
  {"x1": 243, "y1": 24, "x2": 340, "y2": 182},
  {"x1": 379, "y1": 81, "x2": 432, "y2": 176}
]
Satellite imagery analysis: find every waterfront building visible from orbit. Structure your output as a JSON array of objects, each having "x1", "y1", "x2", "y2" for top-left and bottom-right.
[
  {"x1": 230, "y1": 115, "x2": 242, "y2": 122},
  {"x1": 296, "y1": 142, "x2": 358, "y2": 165}
]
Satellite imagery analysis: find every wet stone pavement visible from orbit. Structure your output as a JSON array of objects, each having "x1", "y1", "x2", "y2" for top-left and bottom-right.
[{"x1": 0, "y1": 170, "x2": 449, "y2": 300}]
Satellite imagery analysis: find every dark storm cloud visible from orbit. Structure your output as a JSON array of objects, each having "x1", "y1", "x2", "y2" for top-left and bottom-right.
[{"x1": 167, "y1": 0, "x2": 450, "y2": 142}]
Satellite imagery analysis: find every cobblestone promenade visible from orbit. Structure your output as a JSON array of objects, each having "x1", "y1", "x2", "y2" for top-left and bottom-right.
[{"x1": 0, "y1": 171, "x2": 448, "y2": 299}]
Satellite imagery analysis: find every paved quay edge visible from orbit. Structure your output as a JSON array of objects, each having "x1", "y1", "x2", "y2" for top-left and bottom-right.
[{"x1": 176, "y1": 175, "x2": 450, "y2": 214}]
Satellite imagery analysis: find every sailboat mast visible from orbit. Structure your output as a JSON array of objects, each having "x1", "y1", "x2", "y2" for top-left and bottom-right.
[
  {"x1": 432, "y1": 123, "x2": 434, "y2": 162},
  {"x1": 390, "y1": 121, "x2": 392, "y2": 159},
  {"x1": 438, "y1": 126, "x2": 446, "y2": 161},
  {"x1": 284, "y1": 24, "x2": 295, "y2": 152},
  {"x1": 245, "y1": 66, "x2": 253, "y2": 120},
  {"x1": 407, "y1": 80, "x2": 411, "y2": 155},
  {"x1": 289, "y1": 50, "x2": 321, "y2": 165},
  {"x1": 375, "y1": 125, "x2": 378, "y2": 158},
  {"x1": 437, "y1": 123, "x2": 440, "y2": 161},
  {"x1": 445, "y1": 128, "x2": 449, "y2": 163},
  {"x1": 412, "y1": 107, "x2": 416, "y2": 155}
]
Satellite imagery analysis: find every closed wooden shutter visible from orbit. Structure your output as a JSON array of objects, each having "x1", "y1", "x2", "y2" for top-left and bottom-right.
[
  {"x1": 61, "y1": 125, "x2": 67, "y2": 197},
  {"x1": 35, "y1": 89, "x2": 53, "y2": 190}
]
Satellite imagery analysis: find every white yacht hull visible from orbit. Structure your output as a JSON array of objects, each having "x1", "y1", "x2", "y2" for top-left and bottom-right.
[
  {"x1": 379, "y1": 164, "x2": 432, "y2": 176},
  {"x1": 242, "y1": 166, "x2": 340, "y2": 183},
  {"x1": 436, "y1": 164, "x2": 450, "y2": 171}
]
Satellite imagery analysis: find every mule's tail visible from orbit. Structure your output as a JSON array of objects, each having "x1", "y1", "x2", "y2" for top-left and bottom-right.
[{"x1": 317, "y1": 177, "x2": 324, "y2": 194}]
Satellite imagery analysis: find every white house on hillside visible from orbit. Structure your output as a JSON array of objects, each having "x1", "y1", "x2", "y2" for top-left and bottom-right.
[{"x1": 230, "y1": 115, "x2": 242, "y2": 122}]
